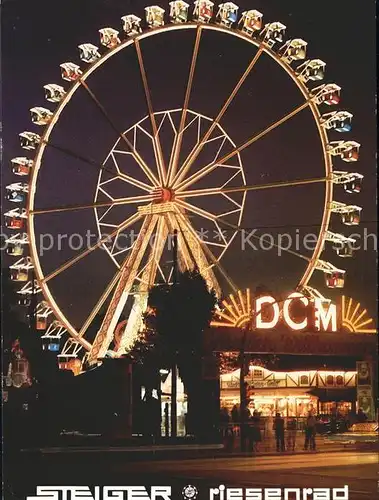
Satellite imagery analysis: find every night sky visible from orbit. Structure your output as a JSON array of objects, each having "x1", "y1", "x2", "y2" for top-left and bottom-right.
[{"x1": 2, "y1": 0, "x2": 377, "y2": 331}]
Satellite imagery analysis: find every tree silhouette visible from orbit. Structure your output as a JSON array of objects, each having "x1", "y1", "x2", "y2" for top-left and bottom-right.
[
  {"x1": 2, "y1": 268, "x2": 76, "y2": 450},
  {"x1": 131, "y1": 269, "x2": 217, "y2": 437}
]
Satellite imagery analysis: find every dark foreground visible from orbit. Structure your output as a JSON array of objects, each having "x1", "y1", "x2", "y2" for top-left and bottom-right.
[{"x1": 4, "y1": 451, "x2": 378, "y2": 500}]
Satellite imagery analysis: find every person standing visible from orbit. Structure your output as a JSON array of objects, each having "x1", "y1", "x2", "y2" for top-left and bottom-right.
[
  {"x1": 164, "y1": 402, "x2": 169, "y2": 437},
  {"x1": 286, "y1": 417, "x2": 297, "y2": 451},
  {"x1": 273, "y1": 412, "x2": 285, "y2": 452},
  {"x1": 304, "y1": 412, "x2": 317, "y2": 450},
  {"x1": 231, "y1": 404, "x2": 239, "y2": 424},
  {"x1": 249, "y1": 410, "x2": 262, "y2": 453},
  {"x1": 220, "y1": 407, "x2": 229, "y2": 437}
]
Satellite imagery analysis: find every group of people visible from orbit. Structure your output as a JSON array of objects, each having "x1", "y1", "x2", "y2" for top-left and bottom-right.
[
  {"x1": 221, "y1": 406, "x2": 318, "y2": 452},
  {"x1": 221, "y1": 405, "x2": 372, "y2": 453},
  {"x1": 273, "y1": 412, "x2": 316, "y2": 452}
]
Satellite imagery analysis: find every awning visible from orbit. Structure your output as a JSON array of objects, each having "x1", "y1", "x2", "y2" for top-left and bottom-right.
[
  {"x1": 248, "y1": 388, "x2": 313, "y2": 398},
  {"x1": 222, "y1": 387, "x2": 314, "y2": 398},
  {"x1": 308, "y1": 387, "x2": 356, "y2": 402}
]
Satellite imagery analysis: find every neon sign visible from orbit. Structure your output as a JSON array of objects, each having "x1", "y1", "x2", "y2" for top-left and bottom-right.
[
  {"x1": 212, "y1": 289, "x2": 339, "y2": 332},
  {"x1": 253, "y1": 293, "x2": 336, "y2": 332}
]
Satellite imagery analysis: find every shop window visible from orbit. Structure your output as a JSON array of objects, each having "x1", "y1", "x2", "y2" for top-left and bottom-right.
[
  {"x1": 337, "y1": 402, "x2": 352, "y2": 415},
  {"x1": 320, "y1": 402, "x2": 334, "y2": 414},
  {"x1": 336, "y1": 375, "x2": 344, "y2": 386},
  {"x1": 297, "y1": 398, "x2": 317, "y2": 417},
  {"x1": 326, "y1": 375, "x2": 334, "y2": 386},
  {"x1": 253, "y1": 369, "x2": 263, "y2": 380}
]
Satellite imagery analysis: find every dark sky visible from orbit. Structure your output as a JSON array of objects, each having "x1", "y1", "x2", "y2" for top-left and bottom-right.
[{"x1": 2, "y1": 0, "x2": 377, "y2": 330}]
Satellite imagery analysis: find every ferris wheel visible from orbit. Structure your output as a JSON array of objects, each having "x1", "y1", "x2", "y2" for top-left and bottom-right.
[{"x1": 6, "y1": 1, "x2": 363, "y2": 369}]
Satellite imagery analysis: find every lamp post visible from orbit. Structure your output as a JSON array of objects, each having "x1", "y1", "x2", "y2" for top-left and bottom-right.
[
  {"x1": 171, "y1": 229, "x2": 178, "y2": 438},
  {"x1": 239, "y1": 328, "x2": 248, "y2": 451}
]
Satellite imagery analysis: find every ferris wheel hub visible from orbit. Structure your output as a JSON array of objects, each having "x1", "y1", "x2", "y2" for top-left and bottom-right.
[{"x1": 151, "y1": 186, "x2": 174, "y2": 203}]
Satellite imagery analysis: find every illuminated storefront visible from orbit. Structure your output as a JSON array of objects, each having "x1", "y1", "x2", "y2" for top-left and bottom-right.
[
  {"x1": 142, "y1": 292, "x2": 376, "y2": 435},
  {"x1": 205, "y1": 290, "x2": 377, "y2": 421},
  {"x1": 220, "y1": 366, "x2": 357, "y2": 417}
]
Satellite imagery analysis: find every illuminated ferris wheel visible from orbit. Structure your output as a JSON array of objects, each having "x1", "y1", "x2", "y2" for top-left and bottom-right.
[{"x1": 5, "y1": 1, "x2": 363, "y2": 369}]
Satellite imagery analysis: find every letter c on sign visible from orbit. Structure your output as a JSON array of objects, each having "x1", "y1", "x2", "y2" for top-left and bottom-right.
[{"x1": 283, "y1": 292, "x2": 309, "y2": 330}]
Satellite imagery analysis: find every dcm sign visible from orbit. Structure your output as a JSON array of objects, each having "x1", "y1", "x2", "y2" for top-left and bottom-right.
[
  {"x1": 212, "y1": 291, "x2": 338, "y2": 332},
  {"x1": 255, "y1": 293, "x2": 337, "y2": 332}
]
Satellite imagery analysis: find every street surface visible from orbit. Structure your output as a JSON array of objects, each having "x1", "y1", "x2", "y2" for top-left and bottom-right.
[{"x1": 6, "y1": 451, "x2": 378, "y2": 500}]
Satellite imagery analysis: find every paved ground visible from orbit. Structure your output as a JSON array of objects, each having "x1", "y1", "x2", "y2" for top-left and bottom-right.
[
  {"x1": 5, "y1": 450, "x2": 378, "y2": 500},
  {"x1": 113, "y1": 452, "x2": 378, "y2": 498}
]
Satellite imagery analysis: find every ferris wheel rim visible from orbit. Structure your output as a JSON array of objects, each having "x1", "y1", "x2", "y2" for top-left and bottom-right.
[{"x1": 27, "y1": 20, "x2": 333, "y2": 351}]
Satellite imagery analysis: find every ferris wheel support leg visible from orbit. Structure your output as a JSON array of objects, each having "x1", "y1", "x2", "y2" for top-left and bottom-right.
[
  {"x1": 116, "y1": 217, "x2": 169, "y2": 355},
  {"x1": 174, "y1": 211, "x2": 221, "y2": 297},
  {"x1": 173, "y1": 202, "x2": 238, "y2": 293},
  {"x1": 173, "y1": 46, "x2": 264, "y2": 189},
  {"x1": 167, "y1": 26, "x2": 203, "y2": 185},
  {"x1": 165, "y1": 213, "x2": 196, "y2": 273},
  {"x1": 87, "y1": 214, "x2": 159, "y2": 364},
  {"x1": 134, "y1": 39, "x2": 167, "y2": 185}
]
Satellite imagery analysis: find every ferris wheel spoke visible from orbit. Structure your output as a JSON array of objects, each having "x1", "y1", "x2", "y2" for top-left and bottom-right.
[
  {"x1": 45, "y1": 140, "x2": 153, "y2": 192},
  {"x1": 107, "y1": 153, "x2": 155, "y2": 192},
  {"x1": 134, "y1": 39, "x2": 167, "y2": 185},
  {"x1": 176, "y1": 176, "x2": 328, "y2": 199},
  {"x1": 79, "y1": 79, "x2": 160, "y2": 187},
  {"x1": 173, "y1": 46, "x2": 264, "y2": 188},
  {"x1": 31, "y1": 194, "x2": 154, "y2": 215},
  {"x1": 221, "y1": 192, "x2": 244, "y2": 209},
  {"x1": 175, "y1": 100, "x2": 311, "y2": 192},
  {"x1": 203, "y1": 244, "x2": 238, "y2": 294},
  {"x1": 42, "y1": 212, "x2": 142, "y2": 284},
  {"x1": 44, "y1": 140, "x2": 126, "y2": 182},
  {"x1": 175, "y1": 198, "x2": 217, "y2": 223},
  {"x1": 79, "y1": 266, "x2": 124, "y2": 337},
  {"x1": 215, "y1": 213, "x2": 310, "y2": 263},
  {"x1": 167, "y1": 26, "x2": 203, "y2": 185}
]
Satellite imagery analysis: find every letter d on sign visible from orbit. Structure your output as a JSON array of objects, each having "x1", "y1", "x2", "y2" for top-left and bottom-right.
[{"x1": 255, "y1": 296, "x2": 280, "y2": 329}]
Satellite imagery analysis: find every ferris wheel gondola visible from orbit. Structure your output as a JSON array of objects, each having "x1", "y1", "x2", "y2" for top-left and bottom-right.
[{"x1": 7, "y1": 1, "x2": 364, "y2": 371}]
